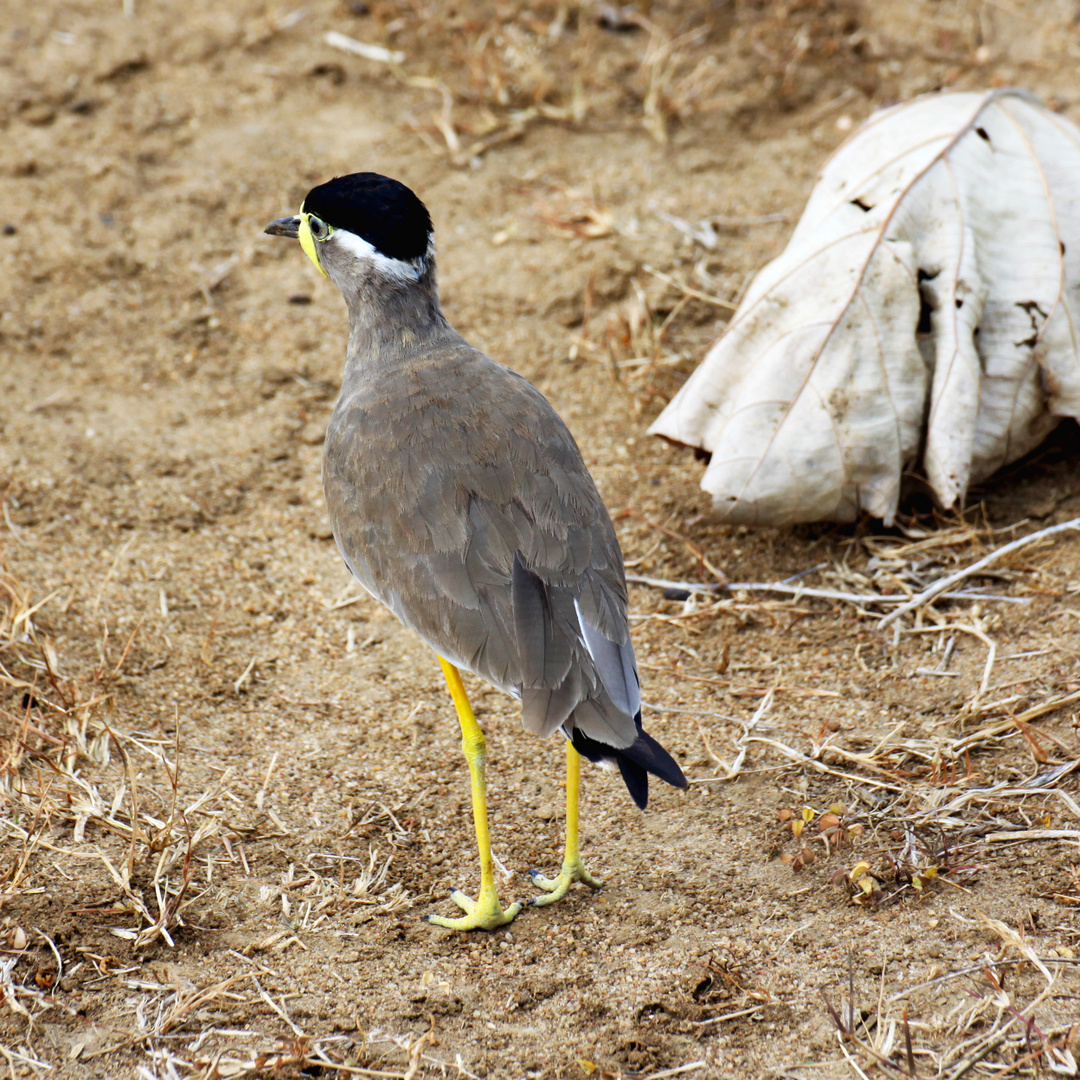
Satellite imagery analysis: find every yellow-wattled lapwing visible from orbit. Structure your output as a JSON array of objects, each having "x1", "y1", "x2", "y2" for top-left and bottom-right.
[{"x1": 265, "y1": 173, "x2": 686, "y2": 930}]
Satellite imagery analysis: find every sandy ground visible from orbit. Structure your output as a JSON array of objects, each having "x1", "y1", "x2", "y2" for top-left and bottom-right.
[{"x1": 1, "y1": 2, "x2": 1079, "y2": 1077}]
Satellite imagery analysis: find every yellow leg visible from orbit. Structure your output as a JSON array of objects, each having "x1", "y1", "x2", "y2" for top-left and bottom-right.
[
  {"x1": 530, "y1": 740, "x2": 602, "y2": 905},
  {"x1": 425, "y1": 658, "x2": 523, "y2": 931}
]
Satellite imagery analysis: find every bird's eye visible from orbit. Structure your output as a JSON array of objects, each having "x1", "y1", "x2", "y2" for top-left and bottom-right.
[{"x1": 308, "y1": 215, "x2": 329, "y2": 240}]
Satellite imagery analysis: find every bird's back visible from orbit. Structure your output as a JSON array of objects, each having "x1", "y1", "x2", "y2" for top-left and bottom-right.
[{"x1": 323, "y1": 332, "x2": 640, "y2": 750}]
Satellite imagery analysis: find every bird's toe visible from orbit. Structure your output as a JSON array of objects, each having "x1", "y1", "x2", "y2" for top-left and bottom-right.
[
  {"x1": 530, "y1": 858, "x2": 603, "y2": 907},
  {"x1": 425, "y1": 887, "x2": 523, "y2": 931}
]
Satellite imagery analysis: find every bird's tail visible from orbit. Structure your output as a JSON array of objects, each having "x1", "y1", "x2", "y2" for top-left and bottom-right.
[{"x1": 568, "y1": 713, "x2": 687, "y2": 810}]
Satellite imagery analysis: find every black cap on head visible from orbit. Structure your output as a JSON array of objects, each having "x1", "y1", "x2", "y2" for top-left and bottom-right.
[{"x1": 301, "y1": 173, "x2": 433, "y2": 263}]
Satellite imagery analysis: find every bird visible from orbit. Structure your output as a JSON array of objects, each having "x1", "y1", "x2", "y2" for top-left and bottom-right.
[{"x1": 264, "y1": 172, "x2": 687, "y2": 930}]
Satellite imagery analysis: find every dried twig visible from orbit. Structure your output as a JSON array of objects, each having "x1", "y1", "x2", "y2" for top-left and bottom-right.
[
  {"x1": 641, "y1": 263, "x2": 737, "y2": 309},
  {"x1": 879, "y1": 517, "x2": 1080, "y2": 628},
  {"x1": 627, "y1": 574, "x2": 1030, "y2": 610},
  {"x1": 323, "y1": 31, "x2": 405, "y2": 65}
]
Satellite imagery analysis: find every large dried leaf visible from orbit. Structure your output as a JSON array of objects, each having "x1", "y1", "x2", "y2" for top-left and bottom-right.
[{"x1": 650, "y1": 89, "x2": 1080, "y2": 525}]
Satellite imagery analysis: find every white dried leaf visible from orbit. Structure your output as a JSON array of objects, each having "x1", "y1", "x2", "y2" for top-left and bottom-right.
[{"x1": 650, "y1": 89, "x2": 1080, "y2": 525}]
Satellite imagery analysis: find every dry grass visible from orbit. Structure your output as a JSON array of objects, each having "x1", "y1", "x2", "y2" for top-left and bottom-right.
[
  {"x1": 1, "y1": 552, "x2": 224, "y2": 948},
  {"x1": 818, "y1": 945, "x2": 1079, "y2": 1078},
  {"x1": 620, "y1": 509, "x2": 1080, "y2": 1073},
  {"x1": 354, "y1": 1, "x2": 871, "y2": 168},
  {"x1": 0, "y1": 551, "x2": 422, "y2": 1077}
]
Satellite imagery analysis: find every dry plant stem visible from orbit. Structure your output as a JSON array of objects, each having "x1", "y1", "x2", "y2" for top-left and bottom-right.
[
  {"x1": 626, "y1": 574, "x2": 1028, "y2": 610},
  {"x1": 743, "y1": 735, "x2": 907, "y2": 792},
  {"x1": 619, "y1": 511, "x2": 727, "y2": 582},
  {"x1": 640, "y1": 1064, "x2": 707, "y2": 1080},
  {"x1": 986, "y1": 827, "x2": 1080, "y2": 842},
  {"x1": 943, "y1": 688, "x2": 1080, "y2": 756},
  {"x1": 90, "y1": 533, "x2": 137, "y2": 617},
  {"x1": 108, "y1": 614, "x2": 145, "y2": 680},
  {"x1": 641, "y1": 263, "x2": 738, "y2": 309},
  {"x1": 886, "y1": 958, "x2": 1080, "y2": 1004},
  {"x1": 833, "y1": 1032, "x2": 882, "y2": 1080},
  {"x1": 954, "y1": 622, "x2": 996, "y2": 703},
  {"x1": 713, "y1": 689, "x2": 772, "y2": 780},
  {"x1": 0, "y1": 1043, "x2": 50, "y2": 1076},
  {"x1": 693, "y1": 1004, "x2": 765, "y2": 1027},
  {"x1": 878, "y1": 517, "x2": 1080, "y2": 628}
]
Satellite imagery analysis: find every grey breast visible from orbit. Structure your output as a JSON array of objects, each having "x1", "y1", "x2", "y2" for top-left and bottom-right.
[{"x1": 322, "y1": 334, "x2": 640, "y2": 750}]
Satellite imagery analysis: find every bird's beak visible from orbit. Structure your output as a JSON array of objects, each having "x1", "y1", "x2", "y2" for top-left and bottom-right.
[
  {"x1": 264, "y1": 213, "x2": 329, "y2": 279},
  {"x1": 264, "y1": 216, "x2": 301, "y2": 238}
]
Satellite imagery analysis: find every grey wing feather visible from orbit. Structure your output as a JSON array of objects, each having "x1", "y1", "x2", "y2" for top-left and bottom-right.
[{"x1": 574, "y1": 597, "x2": 640, "y2": 719}]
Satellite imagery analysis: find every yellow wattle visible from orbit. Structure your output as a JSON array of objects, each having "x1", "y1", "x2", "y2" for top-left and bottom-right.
[{"x1": 298, "y1": 213, "x2": 329, "y2": 278}]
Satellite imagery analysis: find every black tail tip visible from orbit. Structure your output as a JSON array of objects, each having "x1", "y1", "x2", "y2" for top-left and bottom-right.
[
  {"x1": 618, "y1": 756, "x2": 650, "y2": 810},
  {"x1": 570, "y1": 722, "x2": 686, "y2": 809}
]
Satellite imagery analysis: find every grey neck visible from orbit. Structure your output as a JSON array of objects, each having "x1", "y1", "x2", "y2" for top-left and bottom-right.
[{"x1": 339, "y1": 262, "x2": 454, "y2": 371}]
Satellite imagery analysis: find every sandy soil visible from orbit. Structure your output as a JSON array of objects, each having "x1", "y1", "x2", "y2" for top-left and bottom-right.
[{"x1": 1, "y1": 2, "x2": 1078, "y2": 1077}]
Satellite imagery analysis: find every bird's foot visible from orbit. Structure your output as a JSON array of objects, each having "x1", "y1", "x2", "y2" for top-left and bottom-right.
[
  {"x1": 529, "y1": 858, "x2": 603, "y2": 906},
  {"x1": 425, "y1": 885, "x2": 523, "y2": 931}
]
